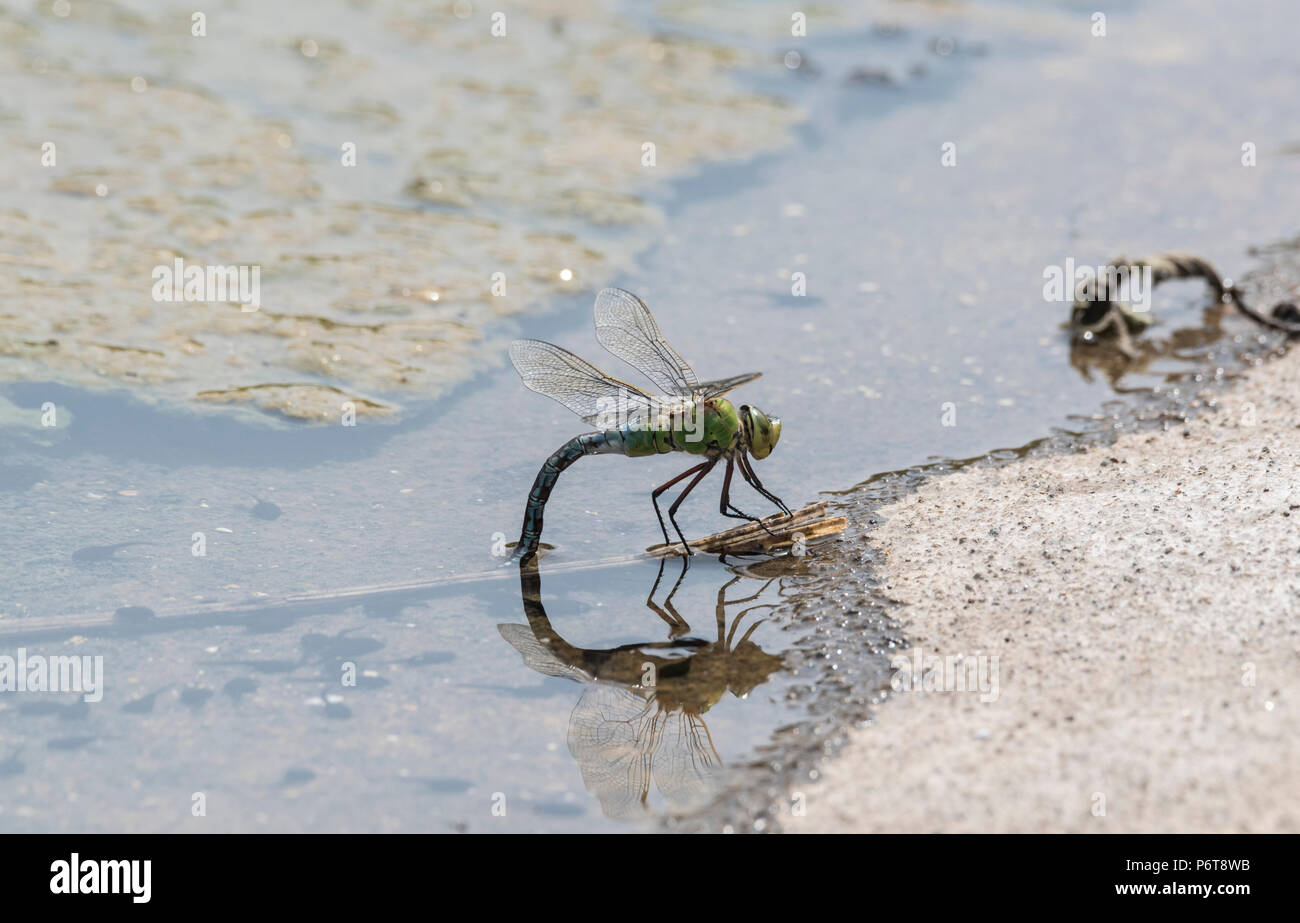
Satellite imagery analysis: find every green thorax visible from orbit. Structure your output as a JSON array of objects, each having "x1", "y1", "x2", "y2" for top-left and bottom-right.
[{"x1": 613, "y1": 398, "x2": 741, "y2": 458}]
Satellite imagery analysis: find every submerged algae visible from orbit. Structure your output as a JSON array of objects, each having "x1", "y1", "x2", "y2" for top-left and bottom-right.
[{"x1": 0, "y1": 0, "x2": 801, "y2": 421}]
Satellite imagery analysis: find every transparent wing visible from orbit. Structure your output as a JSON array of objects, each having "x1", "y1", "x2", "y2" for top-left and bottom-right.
[
  {"x1": 496, "y1": 624, "x2": 593, "y2": 684},
  {"x1": 654, "y1": 712, "x2": 721, "y2": 812},
  {"x1": 695, "y1": 371, "x2": 761, "y2": 400},
  {"x1": 509, "y1": 338, "x2": 667, "y2": 428},
  {"x1": 594, "y1": 288, "x2": 699, "y2": 398},
  {"x1": 567, "y1": 683, "x2": 661, "y2": 820}
]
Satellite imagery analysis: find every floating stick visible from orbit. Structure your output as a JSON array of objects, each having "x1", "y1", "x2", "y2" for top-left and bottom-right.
[{"x1": 647, "y1": 501, "x2": 846, "y2": 557}]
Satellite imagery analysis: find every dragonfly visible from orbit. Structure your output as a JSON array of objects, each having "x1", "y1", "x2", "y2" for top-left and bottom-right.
[{"x1": 508, "y1": 288, "x2": 790, "y2": 560}]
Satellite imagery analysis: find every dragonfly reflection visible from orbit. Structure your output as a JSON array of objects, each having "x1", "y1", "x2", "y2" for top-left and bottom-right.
[{"x1": 499, "y1": 560, "x2": 785, "y2": 821}]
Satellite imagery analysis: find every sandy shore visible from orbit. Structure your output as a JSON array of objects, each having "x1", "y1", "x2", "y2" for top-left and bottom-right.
[{"x1": 797, "y1": 348, "x2": 1300, "y2": 833}]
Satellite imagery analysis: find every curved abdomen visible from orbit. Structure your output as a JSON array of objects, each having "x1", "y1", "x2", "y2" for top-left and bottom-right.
[
  {"x1": 513, "y1": 409, "x2": 721, "y2": 560},
  {"x1": 515, "y1": 432, "x2": 625, "y2": 559}
]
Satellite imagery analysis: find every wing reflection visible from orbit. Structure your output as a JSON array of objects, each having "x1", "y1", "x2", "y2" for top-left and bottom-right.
[{"x1": 500, "y1": 559, "x2": 784, "y2": 820}]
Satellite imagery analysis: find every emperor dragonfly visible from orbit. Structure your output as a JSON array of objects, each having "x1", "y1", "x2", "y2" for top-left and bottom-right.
[{"x1": 509, "y1": 288, "x2": 790, "y2": 560}]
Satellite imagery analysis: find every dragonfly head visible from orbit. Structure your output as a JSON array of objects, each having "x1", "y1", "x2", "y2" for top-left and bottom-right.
[{"x1": 740, "y1": 405, "x2": 781, "y2": 460}]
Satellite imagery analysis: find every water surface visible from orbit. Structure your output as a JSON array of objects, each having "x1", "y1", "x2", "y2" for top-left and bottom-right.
[{"x1": 2, "y1": 0, "x2": 1298, "y2": 831}]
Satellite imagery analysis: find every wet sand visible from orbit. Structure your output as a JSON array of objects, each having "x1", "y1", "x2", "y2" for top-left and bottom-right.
[{"x1": 797, "y1": 347, "x2": 1300, "y2": 833}]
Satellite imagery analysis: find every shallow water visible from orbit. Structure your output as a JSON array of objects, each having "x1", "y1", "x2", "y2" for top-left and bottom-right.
[{"x1": 2, "y1": 0, "x2": 1298, "y2": 831}]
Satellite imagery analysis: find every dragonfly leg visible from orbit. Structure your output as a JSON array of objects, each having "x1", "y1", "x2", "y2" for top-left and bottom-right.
[
  {"x1": 718, "y1": 456, "x2": 778, "y2": 537},
  {"x1": 666, "y1": 457, "x2": 719, "y2": 555},
  {"x1": 739, "y1": 454, "x2": 792, "y2": 516},
  {"x1": 652, "y1": 461, "x2": 712, "y2": 547}
]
